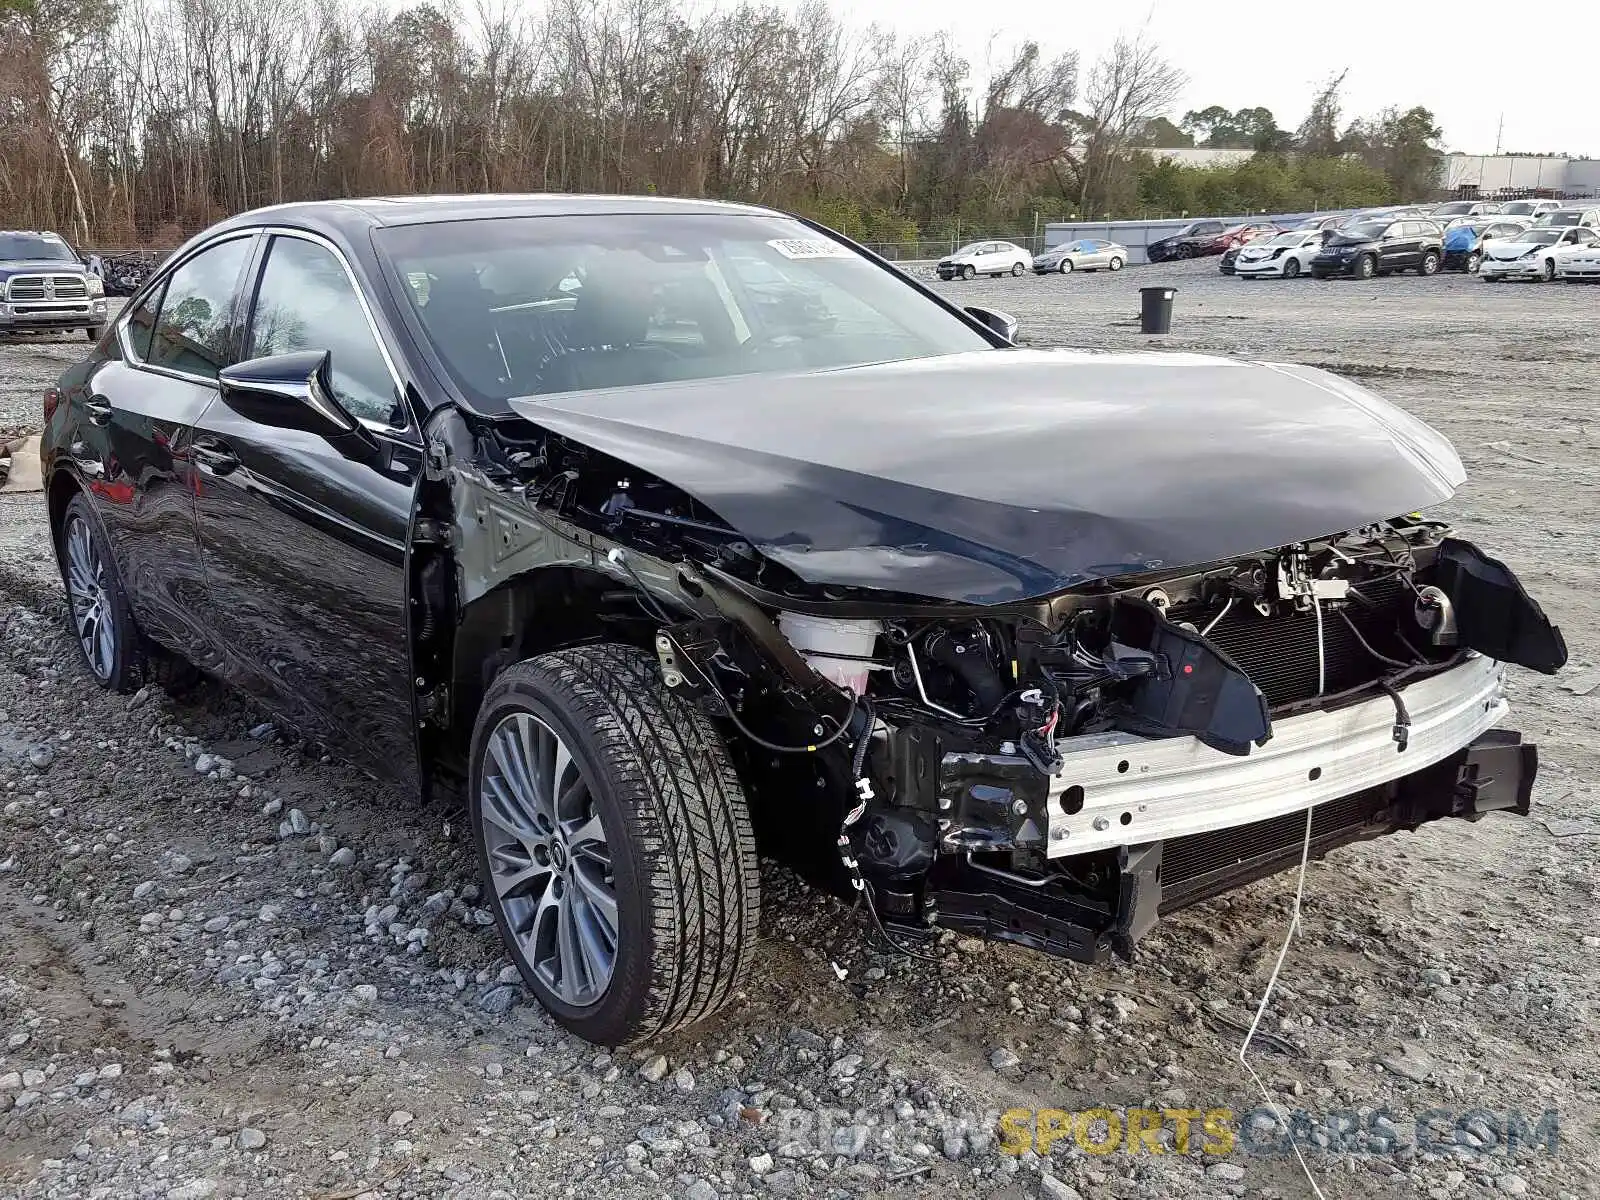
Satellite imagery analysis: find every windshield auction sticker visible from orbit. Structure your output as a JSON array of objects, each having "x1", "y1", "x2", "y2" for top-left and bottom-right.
[{"x1": 766, "y1": 238, "x2": 853, "y2": 260}]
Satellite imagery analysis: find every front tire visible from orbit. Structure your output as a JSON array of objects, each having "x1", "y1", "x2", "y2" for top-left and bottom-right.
[
  {"x1": 1010, "y1": 262, "x2": 1024, "y2": 276},
  {"x1": 470, "y1": 644, "x2": 760, "y2": 1046},
  {"x1": 1465, "y1": 251, "x2": 1482, "y2": 273},
  {"x1": 1282, "y1": 257, "x2": 1302, "y2": 279},
  {"x1": 1058, "y1": 258, "x2": 1074, "y2": 274},
  {"x1": 1539, "y1": 258, "x2": 1555, "y2": 282},
  {"x1": 961, "y1": 264, "x2": 975, "y2": 280},
  {"x1": 1356, "y1": 254, "x2": 1376, "y2": 280}
]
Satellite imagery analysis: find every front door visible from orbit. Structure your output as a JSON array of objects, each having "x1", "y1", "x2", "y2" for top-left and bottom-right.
[{"x1": 188, "y1": 231, "x2": 423, "y2": 789}]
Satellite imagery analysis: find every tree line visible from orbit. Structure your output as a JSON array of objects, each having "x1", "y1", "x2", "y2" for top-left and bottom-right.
[{"x1": 1, "y1": 0, "x2": 1444, "y2": 248}]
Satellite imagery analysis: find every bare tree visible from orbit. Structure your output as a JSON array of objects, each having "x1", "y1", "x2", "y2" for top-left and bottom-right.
[{"x1": 1073, "y1": 33, "x2": 1185, "y2": 214}]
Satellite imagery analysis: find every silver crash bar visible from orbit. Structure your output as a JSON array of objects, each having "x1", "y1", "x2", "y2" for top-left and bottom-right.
[{"x1": 1044, "y1": 654, "x2": 1506, "y2": 857}]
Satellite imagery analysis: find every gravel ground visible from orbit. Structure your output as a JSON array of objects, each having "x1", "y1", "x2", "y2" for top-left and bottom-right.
[{"x1": 2, "y1": 265, "x2": 1598, "y2": 1200}]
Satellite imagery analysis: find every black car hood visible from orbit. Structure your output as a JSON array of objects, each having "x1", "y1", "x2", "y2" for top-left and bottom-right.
[{"x1": 507, "y1": 350, "x2": 1465, "y2": 605}]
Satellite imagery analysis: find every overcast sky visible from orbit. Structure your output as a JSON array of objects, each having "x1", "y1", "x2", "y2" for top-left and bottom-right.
[{"x1": 779, "y1": 0, "x2": 1586, "y2": 158}]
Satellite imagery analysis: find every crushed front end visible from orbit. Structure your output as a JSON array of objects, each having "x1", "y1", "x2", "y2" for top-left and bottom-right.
[{"x1": 655, "y1": 518, "x2": 1565, "y2": 962}]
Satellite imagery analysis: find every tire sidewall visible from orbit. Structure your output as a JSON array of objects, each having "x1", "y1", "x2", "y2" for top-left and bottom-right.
[
  {"x1": 1358, "y1": 254, "x2": 1375, "y2": 279},
  {"x1": 1108, "y1": 257, "x2": 1122, "y2": 271},
  {"x1": 1283, "y1": 257, "x2": 1301, "y2": 279},
  {"x1": 1420, "y1": 252, "x2": 1439, "y2": 276},
  {"x1": 467, "y1": 671, "x2": 652, "y2": 1041},
  {"x1": 961, "y1": 264, "x2": 975, "y2": 280}
]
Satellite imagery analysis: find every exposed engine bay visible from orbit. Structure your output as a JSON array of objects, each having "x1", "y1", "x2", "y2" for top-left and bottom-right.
[{"x1": 420, "y1": 406, "x2": 1567, "y2": 965}]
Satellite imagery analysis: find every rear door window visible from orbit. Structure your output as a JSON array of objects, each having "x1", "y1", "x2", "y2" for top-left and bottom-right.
[{"x1": 147, "y1": 238, "x2": 254, "y2": 380}]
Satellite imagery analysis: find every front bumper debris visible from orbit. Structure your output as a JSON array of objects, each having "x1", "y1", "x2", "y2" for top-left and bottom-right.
[{"x1": 1041, "y1": 654, "x2": 1506, "y2": 856}]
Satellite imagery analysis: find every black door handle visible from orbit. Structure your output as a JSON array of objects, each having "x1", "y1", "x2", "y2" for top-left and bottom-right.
[
  {"x1": 84, "y1": 395, "x2": 112, "y2": 426},
  {"x1": 191, "y1": 438, "x2": 240, "y2": 476}
]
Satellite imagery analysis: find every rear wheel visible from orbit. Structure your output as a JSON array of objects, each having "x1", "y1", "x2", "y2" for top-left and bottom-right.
[
  {"x1": 1418, "y1": 251, "x2": 1440, "y2": 276},
  {"x1": 470, "y1": 643, "x2": 760, "y2": 1046},
  {"x1": 1282, "y1": 257, "x2": 1302, "y2": 279},
  {"x1": 59, "y1": 495, "x2": 143, "y2": 693},
  {"x1": 1108, "y1": 256, "x2": 1123, "y2": 271}
]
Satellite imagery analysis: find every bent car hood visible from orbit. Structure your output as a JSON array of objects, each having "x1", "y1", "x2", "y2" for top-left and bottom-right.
[{"x1": 508, "y1": 350, "x2": 1465, "y2": 604}]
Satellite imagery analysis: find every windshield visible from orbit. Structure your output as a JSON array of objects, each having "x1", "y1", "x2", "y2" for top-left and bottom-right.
[
  {"x1": 378, "y1": 213, "x2": 994, "y2": 411},
  {"x1": 1499, "y1": 201, "x2": 1536, "y2": 215},
  {"x1": 1430, "y1": 203, "x2": 1473, "y2": 216},
  {"x1": 1264, "y1": 232, "x2": 1303, "y2": 246},
  {"x1": 1339, "y1": 222, "x2": 1389, "y2": 240},
  {"x1": 0, "y1": 233, "x2": 78, "y2": 263},
  {"x1": 1519, "y1": 230, "x2": 1563, "y2": 245},
  {"x1": 1540, "y1": 212, "x2": 1582, "y2": 226}
]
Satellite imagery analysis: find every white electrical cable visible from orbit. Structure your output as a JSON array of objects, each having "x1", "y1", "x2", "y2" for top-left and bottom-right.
[
  {"x1": 1236, "y1": 806, "x2": 1326, "y2": 1199},
  {"x1": 1312, "y1": 594, "x2": 1326, "y2": 695},
  {"x1": 1200, "y1": 596, "x2": 1235, "y2": 637}
]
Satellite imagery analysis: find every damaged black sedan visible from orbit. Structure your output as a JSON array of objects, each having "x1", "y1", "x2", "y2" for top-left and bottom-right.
[{"x1": 40, "y1": 196, "x2": 1566, "y2": 1045}]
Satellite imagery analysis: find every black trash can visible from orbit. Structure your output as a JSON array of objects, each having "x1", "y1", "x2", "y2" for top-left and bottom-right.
[{"x1": 1139, "y1": 286, "x2": 1176, "y2": 334}]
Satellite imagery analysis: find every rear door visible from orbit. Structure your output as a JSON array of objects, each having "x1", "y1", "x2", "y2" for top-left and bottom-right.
[
  {"x1": 187, "y1": 229, "x2": 423, "y2": 788},
  {"x1": 76, "y1": 233, "x2": 257, "y2": 668}
]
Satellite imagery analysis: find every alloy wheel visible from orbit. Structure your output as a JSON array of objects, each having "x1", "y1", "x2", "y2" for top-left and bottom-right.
[
  {"x1": 479, "y1": 711, "x2": 618, "y2": 1008},
  {"x1": 64, "y1": 515, "x2": 115, "y2": 681}
]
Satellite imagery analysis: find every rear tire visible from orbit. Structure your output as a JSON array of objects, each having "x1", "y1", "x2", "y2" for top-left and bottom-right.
[
  {"x1": 1108, "y1": 256, "x2": 1123, "y2": 271},
  {"x1": 1418, "y1": 251, "x2": 1440, "y2": 276},
  {"x1": 58, "y1": 495, "x2": 144, "y2": 693},
  {"x1": 469, "y1": 643, "x2": 760, "y2": 1046}
]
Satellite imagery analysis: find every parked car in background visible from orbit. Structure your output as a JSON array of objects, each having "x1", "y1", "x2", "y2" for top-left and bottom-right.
[
  {"x1": 1217, "y1": 225, "x2": 1283, "y2": 274},
  {"x1": 1533, "y1": 206, "x2": 1600, "y2": 230},
  {"x1": 1427, "y1": 200, "x2": 1502, "y2": 223},
  {"x1": 936, "y1": 241, "x2": 1032, "y2": 280},
  {"x1": 42, "y1": 193, "x2": 1565, "y2": 1046},
  {"x1": 0, "y1": 230, "x2": 108, "y2": 340},
  {"x1": 1497, "y1": 199, "x2": 1562, "y2": 220},
  {"x1": 1145, "y1": 220, "x2": 1229, "y2": 261},
  {"x1": 1480, "y1": 225, "x2": 1600, "y2": 281},
  {"x1": 1554, "y1": 237, "x2": 1600, "y2": 281},
  {"x1": 1293, "y1": 214, "x2": 1350, "y2": 236},
  {"x1": 1234, "y1": 229, "x2": 1326, "y2": 279},
  {"x1": 1312, "y1": 218, "x2": 1444, "y2": 279},
  {"x1": 1442, "y1": 218, "x2": 1533, "y2": 273},
  {"x1": 1032, "y1": 238, "x2": 1126, "y2": 274}
]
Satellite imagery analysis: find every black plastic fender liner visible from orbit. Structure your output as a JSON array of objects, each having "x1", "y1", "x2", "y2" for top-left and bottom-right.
[
  {"x1": 1105, "y1": 598, "x2": 1273, "y2": 756},
  {"x1": 1434, "y1": 539, "x2": 1568, "y2": 674}
]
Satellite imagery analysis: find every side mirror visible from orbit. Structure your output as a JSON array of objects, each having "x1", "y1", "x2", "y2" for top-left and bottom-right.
[
  {"x1": 965, "y1": 305, "x2": 1019, "y2": 344},
  {"x1": 218, "y1": 350, "x2": 379, "y2": 454}
]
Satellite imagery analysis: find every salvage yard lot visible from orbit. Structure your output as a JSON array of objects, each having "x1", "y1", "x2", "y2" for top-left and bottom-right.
[{"x1": 1, "y1": 262, "x2": 1598, "y2": 1199}]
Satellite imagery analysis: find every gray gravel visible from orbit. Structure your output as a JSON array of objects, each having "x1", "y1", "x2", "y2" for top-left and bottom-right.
[{"x1": 2, "y1": 266, "x2": 1598, "y2": 1198}]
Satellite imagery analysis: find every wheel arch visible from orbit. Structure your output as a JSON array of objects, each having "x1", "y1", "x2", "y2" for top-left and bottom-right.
[{"x1": 436, "y1": 563, "x2": 662, "y2": 783}]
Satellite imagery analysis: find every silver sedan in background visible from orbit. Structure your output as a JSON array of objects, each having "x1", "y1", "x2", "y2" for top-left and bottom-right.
[{"x1": 1032, "y1": 237, "x2": 1127, "y2": 274}]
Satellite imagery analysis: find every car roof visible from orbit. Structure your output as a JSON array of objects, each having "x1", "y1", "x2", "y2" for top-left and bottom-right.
[{"x1": 207, "y1": 193, "x2": 782, "y2": 240}]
